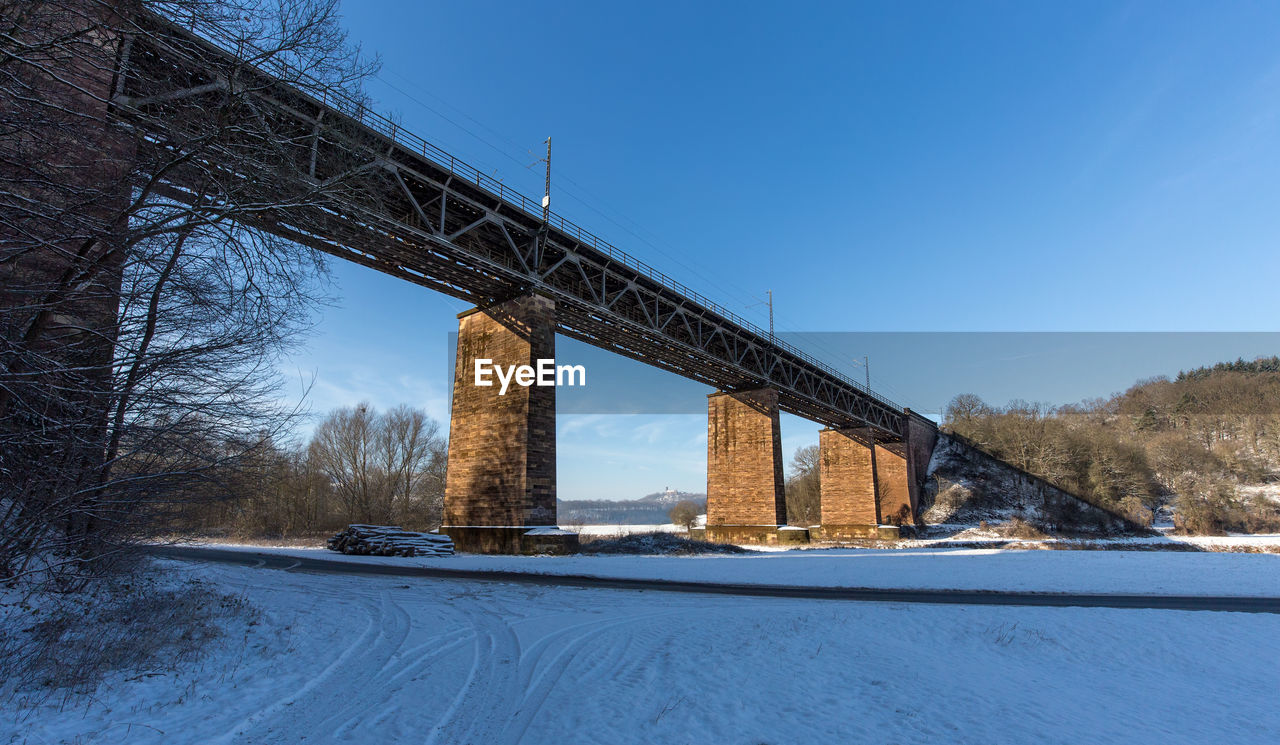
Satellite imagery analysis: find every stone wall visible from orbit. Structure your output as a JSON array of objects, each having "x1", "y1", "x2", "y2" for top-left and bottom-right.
[{"x1": 0, "y1": 0, "x2": 136, "y2": 514}]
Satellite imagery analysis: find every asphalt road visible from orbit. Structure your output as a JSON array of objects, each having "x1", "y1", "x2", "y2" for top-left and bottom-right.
[{"x1": 151, "y1": 545, "x2": 1280, "y2": 614}]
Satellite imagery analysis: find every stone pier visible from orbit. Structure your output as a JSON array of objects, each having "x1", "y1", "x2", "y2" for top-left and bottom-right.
[
  {"x1": 817, "y1": 411, "x2": 940, "y2": 540},
  {"x1": 441, "y1": 294, "x2": 577, "y2": 554},
  {"x1": 817, "y1": 427, "x2": 887, "y2": 539},
  {"x1": 0, "y1": 0, "x2": 137, "y2": 540},
  {"x1": 704, "y1": 388, "x2": 791, "y2": 544}
]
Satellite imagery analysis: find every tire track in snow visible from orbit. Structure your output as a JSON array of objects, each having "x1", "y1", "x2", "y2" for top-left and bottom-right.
[
  {"x1": 289, "y1": 588, "x2": 486, "y2": 743},
  {"x1": 421, "y1": 590, "x2": 682, "y2": 745},
  {"x1": 210, "y1": 593, "x2": 382, "y2": 745},
  {"x1": 390, "y1": 624, "x2": 473, "y2": 670},
  {"x1": 275, "y1": 583, "x2": 480, "y2": 743},
  {"x1": 195, "y1": 560, "x2": 728, "y2": 745},
  {"x1": 303, "y1": 591, "x2": 415, "y2": 742},
  {"x1": 222, "y1": 579, "x2": 468, "y2": 745},
  {"x1": 220, "y1": 575, "x2": 531, "y2": 745},
  {"x1": 424, "y1": 596, "x2": 524, "y2": 745},
  {"x1": 496, "y1": 611, "x2": 677, "y2": 745}
]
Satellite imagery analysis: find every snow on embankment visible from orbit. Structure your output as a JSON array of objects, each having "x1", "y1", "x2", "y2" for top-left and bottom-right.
[{"x1": 922, "y1": 433, "x2": 1138, "y2": 533}]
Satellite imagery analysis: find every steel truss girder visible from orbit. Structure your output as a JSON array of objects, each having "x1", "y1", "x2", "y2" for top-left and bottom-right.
[{"x1": 115, "y1": 11, "x2": 907, "y2": 437}]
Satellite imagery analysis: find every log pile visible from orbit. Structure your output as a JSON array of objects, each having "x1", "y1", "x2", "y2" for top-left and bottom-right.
[{"x1": 326, "y1": 524, "x2": 454, "y2": 557}]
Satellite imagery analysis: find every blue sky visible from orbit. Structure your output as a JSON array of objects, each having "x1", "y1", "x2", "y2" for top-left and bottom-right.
[{"x1": 280, "y1": 1, "x2": 1280, "y2": 499}]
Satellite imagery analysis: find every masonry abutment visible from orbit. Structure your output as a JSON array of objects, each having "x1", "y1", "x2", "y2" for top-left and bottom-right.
[
  {"x1": 904, "y1": 409, "x2": 941, "y2": 521},
  {"x1": 873, "y1": 441, "x2": 913, "y2": 526}
]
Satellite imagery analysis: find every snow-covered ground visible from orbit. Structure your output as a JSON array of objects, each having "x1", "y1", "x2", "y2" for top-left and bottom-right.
[
  {"x1": 1096, "y1": 531, "x2": 1280, "y2": 549},
  {"x1": 198, "y1": 523, "x2": 1280, "y2": 552},
  {"x1": 572, "y1": 523, "x2": 684, "y2": 536},
  {"x1": 910, "y1": 527, "x2": 1280, "y2": 550},
  {"x1": 5, "y1": 557, "x2": 1278, "y2": 745},
  {"x1": 189, "y1": 542, "x2": 1280, "y2": 597}
]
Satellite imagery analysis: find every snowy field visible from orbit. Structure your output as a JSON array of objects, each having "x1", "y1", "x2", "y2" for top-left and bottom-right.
[
  {"x1": 3, "y1": 557, "x2": 1278, "y2": 745},
  {"x1": 573, "y1": 523, "x2": 684, "y2": 536},
  {"x1": 912, "y1": 527, "x2": 1280, "y2": 552},
  {"x1": 195, "y1": 542, "x2": 1280, "y2": 597}
]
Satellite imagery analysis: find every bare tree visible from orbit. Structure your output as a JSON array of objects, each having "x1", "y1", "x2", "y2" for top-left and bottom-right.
[
  {"x1": 312, "y1": 403, "x2": 385, "y2": 523},
  {"x1": 943, "y1": 393, "x2": 991, "y2": 434},
  {"x1": 785, "y1": 444, "x2": 820, "y2": 527},
  {"x1": 668, "y1": 500, "x2": 700, "y2": 530},
  {"x1": 0, "y1": 0, "x2": 377, "y2": 587},
  {"x1": 311, "y1": 403, "x2": 446, "y2": 528},
  {"x1": 379, "y1": 405, "x2": 440, "y2": 522}
]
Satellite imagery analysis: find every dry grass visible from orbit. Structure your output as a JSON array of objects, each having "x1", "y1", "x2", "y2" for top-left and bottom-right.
[
  {"x1": 155, "y1": 533, "x2": 327, "y2": 549},
  {"x1": 0, "y1": 568, "x2": 256, "y2": 712},
  {"x1": 580, "y1": 532, "x2": 750, "y2": 555},
  {"x1": 998, "y1": 518, "x2": 1050, "y2": 540}
]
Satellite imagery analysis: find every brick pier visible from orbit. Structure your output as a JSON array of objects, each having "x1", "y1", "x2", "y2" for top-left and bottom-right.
[
  {"x1": 817, "y1": 427, "x2": 884, "y2": 539},
  {"x1": 817, "y1": 410, "x2": 938, "y2": 540},
  {"x1": 704, "y1": 388, "x2": 790, "y2": 544},
  {"x1": 441, "y1": 294, "x2": 577, "y2": 554}
]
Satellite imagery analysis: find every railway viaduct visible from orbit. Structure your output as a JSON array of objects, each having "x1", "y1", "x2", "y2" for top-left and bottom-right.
[{"x1": 8, "y1": 3, "x2": 945, "y2": 553}]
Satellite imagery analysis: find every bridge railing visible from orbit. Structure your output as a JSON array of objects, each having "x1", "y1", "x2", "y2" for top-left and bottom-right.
[{"x1": 157, "y1": 6, "x2": 902, "y2": 415}]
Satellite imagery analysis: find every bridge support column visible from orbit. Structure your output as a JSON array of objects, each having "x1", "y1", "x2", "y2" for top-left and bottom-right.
[
  {"x1": 817, "y1": 427, "x2": 890, "y2": 540},
  {"x1": 704, "y1": 388, "x2": 790, "y2": 545},
  {"x1": 441, "y1": 294, "x2": 577, "y2": 554},
  {"x1": 0, "y1": 0, "x2": 136, "y2": 550},
  {"x1": 819, "y1": 415, "x2": 938, "y2": 540}
]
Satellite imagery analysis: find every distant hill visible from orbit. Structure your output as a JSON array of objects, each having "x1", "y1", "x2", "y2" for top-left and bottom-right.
[
  {"x1": 559, "y1": 488, "x2": 705, "y2": 524},
  {"x1": 636, "y1": 488, "x2": 703, "y2": 505}
]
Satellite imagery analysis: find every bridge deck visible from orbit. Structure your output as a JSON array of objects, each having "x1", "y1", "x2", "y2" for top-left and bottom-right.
[{"x1": 117, "y1": 9, "x2": 912, "y2": 436}]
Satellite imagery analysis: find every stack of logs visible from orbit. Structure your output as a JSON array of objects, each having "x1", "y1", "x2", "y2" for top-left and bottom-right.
[{"x1": 326, "y1": 525, "x2": 455, "y2": 557}]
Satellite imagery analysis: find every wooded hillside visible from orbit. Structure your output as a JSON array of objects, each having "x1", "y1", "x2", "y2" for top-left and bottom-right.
[{"x1": 943, "y1": 356, "x2": 1280, "y2": 534}]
